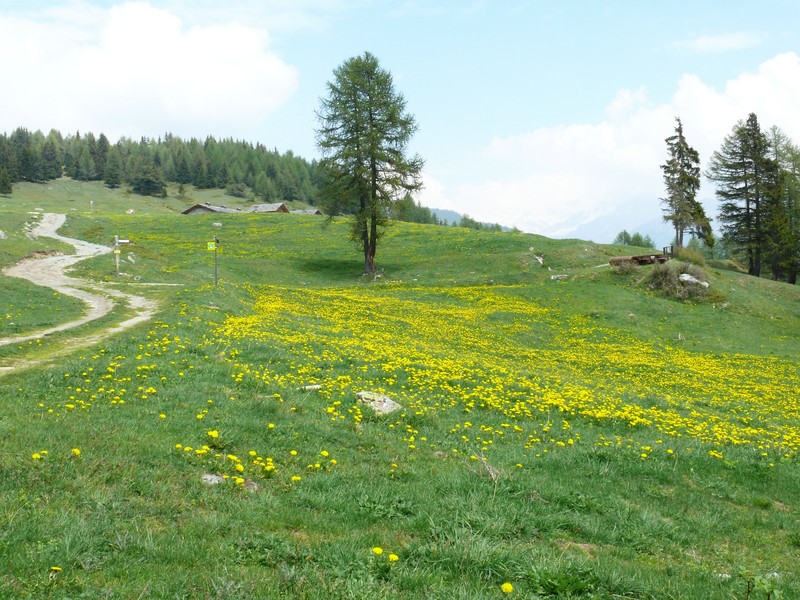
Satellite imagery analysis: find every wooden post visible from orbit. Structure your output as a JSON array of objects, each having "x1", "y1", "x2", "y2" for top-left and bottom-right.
[{"x1": 214, "y1": 237, "x2": 219, "y2": 287}]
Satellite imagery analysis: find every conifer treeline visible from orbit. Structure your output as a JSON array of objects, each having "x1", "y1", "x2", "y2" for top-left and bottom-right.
[
  {"x1": 0, "y1": 127, "x2": 319, "y2": 203},
  {"x1": 0, "y1": 127, "x2": 511, "y2": 231}
]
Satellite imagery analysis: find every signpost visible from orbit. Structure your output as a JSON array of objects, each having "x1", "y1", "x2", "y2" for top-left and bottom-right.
[
  {"x1": 114, "y1": 235, "x2": 130, "y2": 275},
  {"x1": 208, "y1": 237, "x2": 220, "y2": 286}
]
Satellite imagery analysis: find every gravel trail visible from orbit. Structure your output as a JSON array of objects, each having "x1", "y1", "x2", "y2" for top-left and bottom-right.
[{"x1": 0, "y1": 214, "x2": 157, "y2": 370}]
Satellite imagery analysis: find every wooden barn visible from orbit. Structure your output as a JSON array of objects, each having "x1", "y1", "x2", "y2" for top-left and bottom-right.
[
  {"x1": 250, "y1": 203, "x2": 289, "y2": 213},
  {"x1": 181, "y1": 202, "x2": 290, "y2": 215},
  {"x1": 181, "y1": 203, "x2": 242, "y2": 215}
]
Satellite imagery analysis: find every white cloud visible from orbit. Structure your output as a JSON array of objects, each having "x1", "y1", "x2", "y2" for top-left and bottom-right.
[
  {"x1": 675, "y1": 32, "x2": 762, "y2": 53},
  {"x1": 0, "y1": 1, "x2": 298, "y2": 140},
  {"x1": 421, "y1": 52, "x2": 800, "y2": 240}
]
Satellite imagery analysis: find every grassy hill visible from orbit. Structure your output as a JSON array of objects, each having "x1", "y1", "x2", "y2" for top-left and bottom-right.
[{"x1": 1, "y1": 180, "x2": 799, "y2": 598}]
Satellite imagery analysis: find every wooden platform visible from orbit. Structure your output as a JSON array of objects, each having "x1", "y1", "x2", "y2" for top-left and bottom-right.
[{"x1": 609, "y1": 253, "x2": 669, "y2": 266}]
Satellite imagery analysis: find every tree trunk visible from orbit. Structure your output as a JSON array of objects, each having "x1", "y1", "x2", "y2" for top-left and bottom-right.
[
  {"x1": 753, "y1": 244, "x2": 762, "y2": 278},
  {"x1": 364, "y1": 153, "x2": 379, "y2": 276},
  {"x1": 364, "y1": 202, "x2": 378, "y2": 275},
  {"x1": 364, "y1": 254, "x2": 375, "y2": 275},
  {"x1": 363, "y1": 242, "x2": 373, "y2": 275}
]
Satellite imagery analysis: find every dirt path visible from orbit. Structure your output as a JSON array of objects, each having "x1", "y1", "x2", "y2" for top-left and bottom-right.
[{"x1": 0, "y1": 214, "x2": 157, "y2": 372}]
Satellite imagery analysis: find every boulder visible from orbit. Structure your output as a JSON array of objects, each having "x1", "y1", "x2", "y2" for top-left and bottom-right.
[
  {"x1": 679, "y1": 273, "x2": 709, "y2": 288},
  {"x1": 356, "y1": 391, "x2": 402, "y2": 414}
]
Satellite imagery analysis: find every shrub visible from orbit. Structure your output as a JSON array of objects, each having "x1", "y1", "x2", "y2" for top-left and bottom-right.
[
  {"x1": 611, "y1": 261, "x2": 638, "y2": 276},
  {"x1": 647, "y1": 262, "x2": 709, "y2": 301},
  {"x1": 674, "y1": 246, "x2": 706, "y2": 266}
]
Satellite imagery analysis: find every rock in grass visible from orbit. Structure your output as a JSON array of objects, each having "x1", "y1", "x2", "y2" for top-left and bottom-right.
[
  {"x1": 678, "y1": 273, "x2": 709, "y2": 288},
  {"x1": 202, "y1": 473, "x2": 224, "y2": 485},
  {"x1": 356, "y1": 391, "x2": 402, "y2": 414}
]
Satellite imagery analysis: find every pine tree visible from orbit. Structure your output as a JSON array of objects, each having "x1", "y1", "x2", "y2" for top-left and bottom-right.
[
  {"x1": 41, "y1": 138, "x2": 62, "y2": 180},
  {"x1": 174, "y1": 149, "x2": 192, "y2": 184},
  {"x1": 131, "y1": 164, "x2": 166, "y2": 196},
  {"x1": 764, "y1": 126, "x2": 800, "y2": 282},
  {"x1": 707, "y1": 113, "x2": 780, "y2": 277},
  {"x1": 96, "y1": 133, "x2": 111, "y2": 178},
  {"x1": 0, "y1": 136, "x2": 16, "y2": 179},
  {"x1": 84, "y1": 132, "x2": 100, "y2": 180},
  {"x1": 0, "y1": 166, "x2": 12, "y2": 195},
  {"x1": 660, "y1": 118, "x2": 711, "y2": 247},
  {"x1": 76, "y1": 146, "x2": 97, "y2": 181},
  {"x1": 103, "y1": 146, "x2": 124, "y2": 188},
  {"x1": 613, "y1": 230, "x2": 632, "y2": 245}
]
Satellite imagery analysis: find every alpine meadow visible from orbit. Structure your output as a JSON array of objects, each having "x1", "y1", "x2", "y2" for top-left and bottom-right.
[
  {"x1": 1, "y1": 174, "x2": 799, "y2": 599},
  {"x1": 2, "y1": 42, "x2": 800, "y2": 598}
]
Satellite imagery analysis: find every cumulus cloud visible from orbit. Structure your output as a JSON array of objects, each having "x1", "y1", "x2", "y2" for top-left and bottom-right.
[
  {"x1": 421, "y1": 52, "x2": 800, "y2": 240},
  {"x1": 0, "y1": 1, "x2": 298, "y2": 140}
]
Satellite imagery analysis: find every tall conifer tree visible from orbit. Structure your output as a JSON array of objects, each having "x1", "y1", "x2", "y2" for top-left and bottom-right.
[
  {"x1": 707, "y1": 113, "x2": 781, "y2": 277},
  {"x1": 316, "y1": 52, "x2": 423, "y2": 274},
  {"x1": 660, "y1": 118, "x2": 711, "y2": 247}
]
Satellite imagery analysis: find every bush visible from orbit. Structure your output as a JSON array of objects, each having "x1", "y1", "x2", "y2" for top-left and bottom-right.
[
  {"x1": 647, "y1": 262, "x2": 709, "y2": 301},
  {"x1": 674, "y1": 246, "x2": 706, "y2": 267},
  {"x1": 611, "y1": 261, "x2": 638, "y2": 276}
]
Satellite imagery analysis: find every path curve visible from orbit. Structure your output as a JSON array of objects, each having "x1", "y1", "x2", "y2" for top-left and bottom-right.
[{"x1": 0, "y1": 214, "x2": 158, "y2": 369}]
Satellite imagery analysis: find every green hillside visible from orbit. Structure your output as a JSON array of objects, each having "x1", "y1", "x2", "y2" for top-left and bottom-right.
[{"x1": 1, "y1": 181, "x2": 799, "y2": 598}]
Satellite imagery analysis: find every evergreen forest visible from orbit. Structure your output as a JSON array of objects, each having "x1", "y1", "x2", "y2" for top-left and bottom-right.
[
  {"x1": 0, "y1": 127, "x2": 319, "y2": 205},
  {"x1": 0, "y1": 127, "x2": 510, "y2": 232}
]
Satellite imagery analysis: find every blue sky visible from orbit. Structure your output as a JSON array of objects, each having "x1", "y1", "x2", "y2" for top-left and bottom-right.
[{"x1": 2, "y1": 1, "x2": 800, "y2": 244}]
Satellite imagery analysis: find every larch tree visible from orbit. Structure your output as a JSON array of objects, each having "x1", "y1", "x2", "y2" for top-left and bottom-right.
[
  {"x1": 315, "y1": 51, "x2": 423, "y2": 275},
  {"x1": 660, "y1": 117, "x2": 712, "y2": 248}
]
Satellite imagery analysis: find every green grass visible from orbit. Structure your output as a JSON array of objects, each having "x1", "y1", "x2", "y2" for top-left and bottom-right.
[
  {"x1": 0, "y1": 278, "x2": 86, "y2": 341},
  {"x1": 0, "y1": 180, "x2": 799, "y2": 598}
]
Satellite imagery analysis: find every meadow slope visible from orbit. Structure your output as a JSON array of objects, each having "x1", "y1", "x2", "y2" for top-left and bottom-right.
[{"x1": 0, "y1": 181, "x2": 799, "y2": 599}]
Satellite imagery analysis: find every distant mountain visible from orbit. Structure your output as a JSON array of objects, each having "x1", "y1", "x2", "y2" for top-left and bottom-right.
[
  {"x1": 567, "y1": 204, "x2": 675, "y2": 248},
  {"x1": 430, "y1": 208, "x2": 463, "y2": 225},
  {"x1": 430, "y1": 208, "x2": 512, "y2": 231}
]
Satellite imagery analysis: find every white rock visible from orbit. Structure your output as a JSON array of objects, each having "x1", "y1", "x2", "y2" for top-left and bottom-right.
[
  {"x1": 678, "y1": 273, "x2": 709, "y2": 288},
  {"x1": 356, "y1": 391, "x2": 402, "y2": 414},
  {"x1": 202, "y1": 473, "x2": 224, "y2": 485}
]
